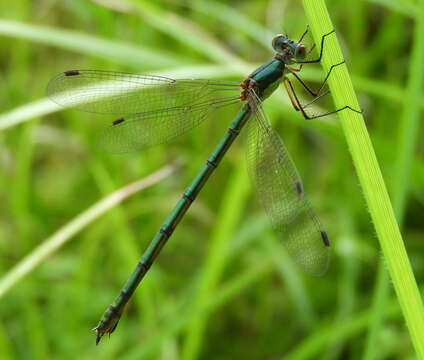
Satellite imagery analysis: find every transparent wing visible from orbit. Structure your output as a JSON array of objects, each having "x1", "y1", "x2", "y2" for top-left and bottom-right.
[
  {"x1": 99, "y1": 96, "x2": 240, "y2": 153},
  {"x1": 47, "y1": 70, "x2": 240, "y2": 115},
  {"x1": 246, "y1": 90, "x2": 330, "y2": 276}
]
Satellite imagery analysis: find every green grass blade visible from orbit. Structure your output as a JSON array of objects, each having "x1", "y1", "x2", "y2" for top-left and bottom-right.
[
  {"x1": 366, "y1": 0, "x2": 418, "y2": 17},
  {"x1": 263, "y1": 235, "x2": 317, "y2": 329},
  {"x1": 188, "y1": 0, "x2": 274, "y2": 46},
  {"x1": 391, "y1": 5, "x2": 424, "y2": 225},
  {"x1": 0, "y1": 19, "x2": 181, "y2": 68},
  {"x1": 301, "y1": 0, "x2": 424, "y2": 357},
  {"x1": 363, "y1": 2, "x2": 424, "y2": 358},
  {"x1": 284, "y1": 292, "x2": 408, "y2": 360},
  {"x1": 122, "y1": 259, "x2": 274, "y2": 360},
  {"x1": 0, "y1": 163, "x2": 177, "y2": 298},
  {"x1": 93, "y1": 0, "x2": 248, "y2": 69},
  {"x1": 0, "y1": 98, "x2": 58, "y2": 131},
  {"x1": 181, "y1": 164, "x2": 250, "y2": 360}
]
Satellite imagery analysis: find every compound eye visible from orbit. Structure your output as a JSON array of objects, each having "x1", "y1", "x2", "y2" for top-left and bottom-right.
[
  {"x1": 295, "y1": 45, "x2": 306, "y2": 59},
  {"x1": 272, "y1": 34, "x2": 288, "y2": 53}
]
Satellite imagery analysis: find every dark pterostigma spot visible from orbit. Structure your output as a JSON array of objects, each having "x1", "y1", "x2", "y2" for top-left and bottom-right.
[
  {"x1": 295, "y1": 182, "x2": 303, "y2": 195},
  {"x1": 64, "y1": 70, "x2": 80, "y2": 76},
  {"x1": 112, "y1": 118, "x2": 125, "y2": 125},
  {"x1": 320, "y1": 231, "x2": 330, "y2": 247}
]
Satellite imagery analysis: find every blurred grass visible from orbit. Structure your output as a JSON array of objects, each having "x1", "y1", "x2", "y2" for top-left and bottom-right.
[{"x1": 0, "y1": 0, "x2": 423, "y2": 359}]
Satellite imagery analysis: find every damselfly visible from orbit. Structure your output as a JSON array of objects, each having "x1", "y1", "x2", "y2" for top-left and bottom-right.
[{"x1": 47, "y1": 26, "x2": 360, "y2": 344}]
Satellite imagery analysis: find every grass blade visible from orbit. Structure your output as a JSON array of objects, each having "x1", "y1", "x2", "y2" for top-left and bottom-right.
[
  {"x1": 363, "y1": 2, "x2": 424, "y2": 358},
  {"x1": 0, "y1": 163, "x2": 178, "y2": 298},
  {"x1": 0, "y1": 19, "x2": 181, "y2": 68},
  {"x1": 301, "y1": 0, "x2": 424, "y2": 357}
]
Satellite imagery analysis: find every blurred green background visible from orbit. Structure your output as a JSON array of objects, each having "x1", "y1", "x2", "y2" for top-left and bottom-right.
[{"x1": 0, "y1": 0, "x2": 423, "y2": 359}]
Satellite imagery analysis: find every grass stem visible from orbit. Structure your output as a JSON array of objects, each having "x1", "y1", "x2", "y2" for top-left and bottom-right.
[{"x1": 302, "y1": 0, "x2": 424, "y2": 357}]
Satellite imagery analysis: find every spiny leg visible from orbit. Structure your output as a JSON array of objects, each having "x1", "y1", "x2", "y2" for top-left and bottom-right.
[
  {"x1": 287, "y1": 64, "x2": 303, "y2": 73},
  {"x1": 298, "y1": 24, "x2": 310, "y2": 43},
  {"x1": 285, "y1": 59, "x2": 361, "y2": 117},
  {"x1": 286, "y1": 69, "x2": 318, "y2": 98},
  {"x1": 296, "y1": 24, "x2": 319, "y2": 58},
  {"x1": 301, "y1": 90, "x2": 331, "y2": 109},
  {"x1": 284, "y1": 76, "x2": 310, "y2": 118},
  {"x1": 305, "y1": 44, "x2": 316, "y2": 58},
  {"x1": 283, "y1": 76, "x2": 361, "y2": 120},
  {"x1": 295, "y1": 29, "x2": 335, "y2": 64},
  {"x1": 285, "y1": 84, "x2": 333, "y2": 116},
  {"x1": 304, "y1": 105, "x2": 363, "y2": 120},
  {"x1": 287, "y1": 60, "x2": 346, "y2": 98}
]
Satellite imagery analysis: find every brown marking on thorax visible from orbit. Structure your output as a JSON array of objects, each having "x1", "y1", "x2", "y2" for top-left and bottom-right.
[{"x1": 239, "y1": 78, "x2": 258, "y2": 101}]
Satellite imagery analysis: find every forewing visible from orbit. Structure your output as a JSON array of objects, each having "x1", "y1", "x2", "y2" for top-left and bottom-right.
[
  {"x1": 47, "y1": 70, "x2": 240, "y2": 115},
  {"x1": 99, "y1": 97, "x2": 240, "y2": 153},
  {"x1": 246, "y1": 91, "x2": 330, "y2": 276}
]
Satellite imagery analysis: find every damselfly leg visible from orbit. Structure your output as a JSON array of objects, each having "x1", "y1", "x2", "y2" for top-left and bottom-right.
[
  {"x1": 283, "y1": 30, "x2": 362, "y2": 119},
  {"x1": 294, "y1": 29, "x2": 335, "y2": 64},
  {"x1": 284, "y1": 73, "x2": 361, "y2": 120}
]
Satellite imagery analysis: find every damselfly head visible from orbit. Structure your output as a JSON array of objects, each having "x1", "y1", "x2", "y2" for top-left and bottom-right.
[{"x1": 272, "y1": 35, "x2": 307, "y2": 60}]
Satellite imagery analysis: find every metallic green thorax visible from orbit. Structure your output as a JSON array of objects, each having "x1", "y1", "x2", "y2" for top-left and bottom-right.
[
  {"x1": 249, "y1": 57, "x2": 285, "y2": 100},
  {"x1": 94, "y1": 57, "x2": 287, "y2": 343}
]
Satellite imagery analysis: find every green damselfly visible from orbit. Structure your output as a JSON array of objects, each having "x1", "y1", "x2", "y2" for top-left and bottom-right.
[{"x1": 47, "y1": 27, "x2": 360, "y2": 344}]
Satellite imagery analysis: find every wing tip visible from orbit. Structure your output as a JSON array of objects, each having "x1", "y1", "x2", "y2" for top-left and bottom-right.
[
  {"x1": 64, "y1": 70, "x2": 80, "y2": 76},
  {"x1": 295, "y1": 181, "x2": 304, "y2": 195},
  {"x1": 112, "y1": 117, "x2": 125, "y2": 125},
  {"x1": 320, "y1": 231, "x2": 330, "y2": 247}
]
